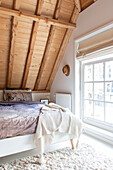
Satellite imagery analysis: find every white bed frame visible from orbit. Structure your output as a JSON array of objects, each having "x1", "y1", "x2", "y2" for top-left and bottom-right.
[
  {"x1": 0, "y1": 92, "x2": 75, "y2": 158},
  {"x1": 0, "y1": 133, "x2": 75, "y2": 157}
]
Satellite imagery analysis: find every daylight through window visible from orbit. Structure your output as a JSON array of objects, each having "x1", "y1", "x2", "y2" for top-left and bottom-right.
[{"x1": 81, "y1": 56, "x2": 113, "y2": 132}]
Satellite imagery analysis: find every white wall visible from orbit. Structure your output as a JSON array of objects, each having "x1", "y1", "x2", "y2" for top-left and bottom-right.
[
  {"x1": 32, "y1": 93, "x2": 50, "y2": 101},
  {"x1": 50, "y1": 0, "x2": 113, "y2": 113}
]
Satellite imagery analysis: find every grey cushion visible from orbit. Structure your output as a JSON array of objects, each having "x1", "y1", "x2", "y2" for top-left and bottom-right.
[{"x1": 3, "y1": 90, "x2": 32, "y2": 101}]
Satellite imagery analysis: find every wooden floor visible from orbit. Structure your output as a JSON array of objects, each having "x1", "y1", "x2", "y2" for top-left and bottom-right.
[{"x1": 0, "y1": 134, "x2": 113, "y2": 164}]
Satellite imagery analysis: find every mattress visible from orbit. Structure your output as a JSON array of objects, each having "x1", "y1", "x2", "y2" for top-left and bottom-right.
[{"x1": 0, "y1": 101, "x2": 44, "y2": 139}]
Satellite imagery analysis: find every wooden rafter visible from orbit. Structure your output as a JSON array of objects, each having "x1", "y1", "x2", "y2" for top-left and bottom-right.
[
  {"x1": 34, "y1": 0, "x2": 63, "y2": 90},
  {"x1": 46, "y1": 6, "x2": 79, "y2": 90},
  {"x1": 74, "y1": 0, "x2": 81, "y2": 12},
  {"x1": 0, "y1": 6, "x2": 76, "y2": 29},
  {"x1": 32, "y1": 90, "x2": 50, "y2": 93},
  {"x1": 36, "y1": 0, "x2": 44, "y2": 14},
  {"x1": 21, "y1": 0, "x2": 44, "y2": 88},
  {"x1": 53, "y1": 0, "x2": 63, "y2": 19},
  {"x1": 6, "y1": 0, "x2": 21, "y2": 87},
  {"x1": 0, "y1": 0, "x2": 1, "y2": 5}
]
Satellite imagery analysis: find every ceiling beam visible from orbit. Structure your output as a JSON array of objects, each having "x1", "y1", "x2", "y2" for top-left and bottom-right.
[
  {"x1": 21, "y1": 0, "x2": 44, "y2": 88},
  {"x1": 32, "y1": 90, "x2": 50, "y2": 93},
  {"x1": 34, "y1": 0, "x2": 63, "y2": 90},
  {"x1": 74, "y1": 0, "x2": 81, "y2": 12},
  {"x1": 0, "y1": 6, "x2": 76, "y2": 29},
  {"x1": 46, "y1": 6, "x2": 79, "y2": 90},
  {"x1": 6, "y1": 0, "x2": 21, "y2": 87}
]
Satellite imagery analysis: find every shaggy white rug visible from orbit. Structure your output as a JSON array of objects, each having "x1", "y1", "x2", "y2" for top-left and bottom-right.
[{"x1": 0, "y1": 144, "x2": 113, "y2": 170}]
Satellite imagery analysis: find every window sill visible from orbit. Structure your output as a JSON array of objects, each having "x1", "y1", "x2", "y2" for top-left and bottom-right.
[{"x1": 83, "y1": 123, "x2": 113, "y2": 146}]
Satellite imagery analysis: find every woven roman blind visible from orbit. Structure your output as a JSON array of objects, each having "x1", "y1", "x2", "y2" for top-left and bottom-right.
[{"x1": 77, "y1": 27, "x2": 113, "y2": 58}]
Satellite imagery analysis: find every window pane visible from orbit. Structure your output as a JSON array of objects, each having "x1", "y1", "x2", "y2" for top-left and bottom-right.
[
  {"x1": 105, "y1": 82, "x2": 113, "y2": 102},
  {"x1": 105, "y1": 61, "x2": 113, "y2": 81},
  {"x1": 105, "y1": 103, "x2": 113, "y2": 124},
  {"x1": 94, "y1": 83, "x2": 104, "y2": 101},
  {"x1": 94, "y1": 63, "x2": 104, "y2": 81},
  {"x1": 94, "y1": 101, "x2": 104, "y2": 121},
  {"x1": 84, "y1": 65, "x2": 93, "y2": 81},
  {"x1": 84, "y1": 100, "x2": 93, "y2": 118},
  {"x1": 84, "y1": 83, "x2": 93, "y2": 99}
]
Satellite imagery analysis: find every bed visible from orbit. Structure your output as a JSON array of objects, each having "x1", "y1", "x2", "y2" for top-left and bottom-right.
[{"x1": 0, "y1": 89, "x2": 82, "y2": 161}]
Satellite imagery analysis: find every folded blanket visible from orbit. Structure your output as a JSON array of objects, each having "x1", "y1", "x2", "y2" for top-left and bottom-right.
[{"x1": 34, "y1": 103, "x2": 82, "y2": 155}]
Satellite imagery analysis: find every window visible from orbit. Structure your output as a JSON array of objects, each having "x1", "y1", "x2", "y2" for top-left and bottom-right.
[{"x1": 81, "y1": 55, "x2": 113, "y2": 132}]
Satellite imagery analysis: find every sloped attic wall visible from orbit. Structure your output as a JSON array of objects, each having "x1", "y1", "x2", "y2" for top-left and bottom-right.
[
  {"x1": 0, "y1": 0, "x2": 96, "y2": 92},
  {"x1": 50, "y1": 0, "x2": 113, "y2": 113}
]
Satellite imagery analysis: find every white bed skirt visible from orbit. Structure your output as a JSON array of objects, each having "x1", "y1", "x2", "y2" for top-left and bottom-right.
[{"x1": 0, "y1": 133, "x2": 75, "y2": 157}]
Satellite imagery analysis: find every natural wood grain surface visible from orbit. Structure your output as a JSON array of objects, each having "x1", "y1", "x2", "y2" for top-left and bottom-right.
[
  {"x1": 21, "y1": 0, "x2": 43, "y2": 88},
  {"x1": 34, "y1": 0, "x2": 63, "y2": 90},
  {"x1": 74, "y1": 0, "x2": 81, "y2": 12},
  {"x1": 0, "y1": 6, "x2": 76, "y2": 29},
  {"x1": 80, "y1": 0, "x2": 94, "y2": 11},
  {"x1": 0, "y1": 0, "x2": 96, "y2": 90},
  {"x1": 6, "y1": 0, "x2": 21, "y2": 87},
  {"x1": 46, "y1": 6, "x2": 79, "y2": 90}
]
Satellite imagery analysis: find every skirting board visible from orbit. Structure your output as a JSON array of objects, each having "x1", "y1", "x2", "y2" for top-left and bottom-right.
[{"x1": 0, "y1": 133, "x2": 75, "y2": 157}]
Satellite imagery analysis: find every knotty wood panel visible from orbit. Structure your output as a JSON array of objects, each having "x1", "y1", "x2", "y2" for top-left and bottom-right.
[
  {"x1": 80, "y1": 0, "x2": 94, "y2": 11},
  {"x1": 35, "y1": 0, "x2": 75, "y2": 90},
  {"x1": 0, "y1": 0, "x2": 12, "y2": 87},
  {"x1": 0, "y1": 6, "x2": 76, "y2": 29},
  {"x1": 59, "y1": 0, "x2": 75, "y2": 22},
  {"x1": 0, "y1": 14, "x2": 11, "y2": 88},
  {"x1": 34, "y1": 0, "x2": 65, "y2": 90},
  {"x1": 0, "y1": 0, "x2": 95, "y2": 90},
  {"x1": 20, "y1": 0, "x2": 37, "y2": 14},
  {"x1": 38, "y1": 27, "x2": 66, "y2": 90},
  {"x1": 11, "y1": 18, "x2": 33, "y2": 88},
  {"x1": 74, "y1": 0, "x2": 81, "y2": 12},
  {"x1": 41, "y1": 0, "x2": 57, "y2": 17},
  {"x1": 7, "y1": 0, "x2": 22, "y2": 87},
  {"x1": 1, "y1": 0, "x2": 13, "y2": 9},
  {"x1": 25, "y1": 1, "x2": 55, "y2": 89},
  {"x1": 21, "y1": 0, "x2": 45, "y2": 89},
  {"x1": 46, "y1": 6, "x2": 79, "y2": 90}
]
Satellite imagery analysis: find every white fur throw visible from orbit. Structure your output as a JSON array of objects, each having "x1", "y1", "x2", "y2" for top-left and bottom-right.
[{"x1": 34, "y1": 103, "x2": 82, "y2": 156}]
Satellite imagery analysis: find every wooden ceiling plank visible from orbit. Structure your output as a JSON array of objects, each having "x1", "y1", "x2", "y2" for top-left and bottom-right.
[
  {"x1": 0, "y1": 6, "x2": 76, "y2": 29},
  {"x1": 81, "y1": 0, "x2": 96, "y2": 11},
  {"x1": 32, "y1": 90, "x2": 50, "y2": 93},
  {"x1": 36, "y1": 0, "x2": 44, "y2": 14},
  {"x1": 21, "y1": 0, "x2": 44, "y2": 88},
  {"x1": 6, "y1": 0, "x2": 21, "y2": 87},
  {"x1": 46, "y1": 6, "x2": 79, "y2": 90},
  {"x1": 74, "y1": 0, "x2": 81, "y2": 12},
  {"x1": 34, "y1": 0, "x2": 63, "y2": 90},
  {"x1": 53, "y1": 0, "x2": 63, "y2": 19},
  {"x1": 21, "y1": 22, "x2": 39, "y2": 88}
]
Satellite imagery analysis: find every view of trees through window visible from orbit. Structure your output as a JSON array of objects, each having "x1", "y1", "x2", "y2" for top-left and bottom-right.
[{"x1": 83, "y1": 60, "x2": 113, "y2": 125}]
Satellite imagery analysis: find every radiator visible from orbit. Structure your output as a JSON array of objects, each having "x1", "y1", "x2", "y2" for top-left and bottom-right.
[{"x1": 56, "y1": 93, "x2": 72, "y2": 111}]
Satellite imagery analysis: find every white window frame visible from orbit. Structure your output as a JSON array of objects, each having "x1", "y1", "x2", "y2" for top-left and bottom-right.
[
  {"x1": 74, "y1": 22, "x2": 113, "y2": 143},
  {"x1": 81, "y1": 55, "x2": 113, "y2": 133}
]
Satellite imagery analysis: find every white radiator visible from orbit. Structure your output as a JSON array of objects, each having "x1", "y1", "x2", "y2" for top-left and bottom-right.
[{"x1": 56, "y1": 93, "x2": 72, "y2": 111}]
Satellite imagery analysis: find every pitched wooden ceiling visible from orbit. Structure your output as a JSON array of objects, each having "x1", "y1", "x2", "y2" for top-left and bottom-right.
[{"x1": 0, "y1": 0, "x2": 97, "y2": 92}]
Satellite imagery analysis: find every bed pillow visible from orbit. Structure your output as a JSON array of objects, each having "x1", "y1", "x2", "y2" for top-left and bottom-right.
[{"x1": 3, "y1": 89, "x2": 32, "y2": 101}]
